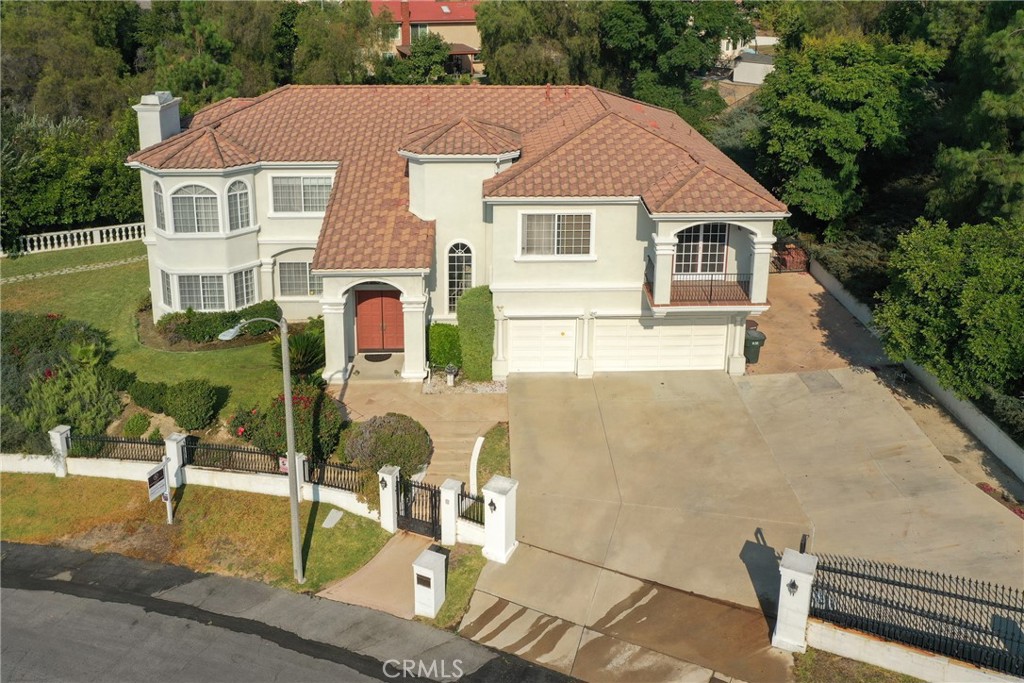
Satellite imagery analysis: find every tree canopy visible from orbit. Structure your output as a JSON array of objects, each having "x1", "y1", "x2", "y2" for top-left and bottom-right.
[{"x1": 875, "y1": 218, "x2": 1024, "y2": 400}]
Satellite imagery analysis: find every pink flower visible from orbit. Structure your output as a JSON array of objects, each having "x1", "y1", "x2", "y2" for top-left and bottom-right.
[{"x1": 237, "y1": 427, "x2": 245, "y2": 436}]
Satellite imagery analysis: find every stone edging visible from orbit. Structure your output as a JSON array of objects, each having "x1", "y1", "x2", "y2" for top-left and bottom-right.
[
  {"x1": 808, "y1": 259, "x2": 1024, "y2": 482},
  {"x1": 0, "y1": 255, "x2": 148, "y2": 285}
]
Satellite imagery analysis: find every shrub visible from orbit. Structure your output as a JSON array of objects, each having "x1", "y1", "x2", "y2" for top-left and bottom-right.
[
  {"x1": 456, "y1": 286, "x2": 493, "y2": 381},
  {"x1": 230, "y1": 382, "x2": 346, "y2": 461},
  {"x1": 129, "y1": 380, "x2": 169, "y2": 414},
  {"x1": 146, "y1": 427, "x2": 164, "y2": 442},
  {"x1": 808, "y1": 238, "x2": 890, "y2": 306},
  {"x1": 99, "y1": 365, "x2": 137, "y2": 392},
  {"x1": 271, "y1": 331, "x2": 325, "y2": 380},
  {"x1": 123, "y1": 413, "x2": 150, "y2": 438},
  {"x1": 19, "y1": 361, "x2": 121, "y2": 437},
  {"x1": 165, "y1": 379, "x2": 218, "y2": 430},
  {"x1": 980, "y1": 388, "x2": 1024, "y2": 446},
  {"x1": 156, "y1": 300, "x2": 282, "y2": 343},
  {"x1": 344, "y1": 413, "x2": 432, "y2": 510},
  {"x1": 428, "y1": 323, "x2": 462, "y2": 368}
]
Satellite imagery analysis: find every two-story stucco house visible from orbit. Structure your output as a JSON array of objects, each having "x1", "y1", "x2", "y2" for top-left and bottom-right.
[{"x1": 126, "y1": 85, "x2": 787, "y2": 384}]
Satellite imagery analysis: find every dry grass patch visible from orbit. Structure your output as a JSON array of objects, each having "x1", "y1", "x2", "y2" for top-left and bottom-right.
[
  {"x1": 1, "y1": 473, "x2": 389, "y2": 593},
  {"x1": 794, "y1": 648, "x2": 922, "y2": 683}
]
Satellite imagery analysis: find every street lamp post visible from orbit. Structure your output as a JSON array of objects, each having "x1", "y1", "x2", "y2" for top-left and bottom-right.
[{"x1": 219, "y1": 317, "x2": 304, "y2": 584}]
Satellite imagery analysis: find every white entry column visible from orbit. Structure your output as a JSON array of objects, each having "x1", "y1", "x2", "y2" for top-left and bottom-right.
[
  {"x1": 749, "y1": 236, "x2": 776, "y2": 304},
  {"x1": 401, "y1": 296, "x2": 428, "y2": 381},
  {"x1": 653, "y1": 237, "x2": 676, "y2": 305},
  {"x1": 321, "y1": 300, "x2": 348, "y2": 384}
]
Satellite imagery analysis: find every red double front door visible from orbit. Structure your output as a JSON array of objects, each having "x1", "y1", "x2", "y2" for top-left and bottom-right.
[{"x1": 356, "y1": 291, "x2": 404, "y2": 351}]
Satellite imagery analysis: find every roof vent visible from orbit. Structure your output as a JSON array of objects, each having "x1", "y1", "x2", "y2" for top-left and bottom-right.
[{"x1": 441, "y1": 5, "x2": 451, "y2": 13}]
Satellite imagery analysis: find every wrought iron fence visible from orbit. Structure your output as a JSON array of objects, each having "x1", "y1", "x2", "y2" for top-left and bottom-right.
[
  {"x1": 67, "y1": 434, "x2": 165, "y2": 462},
  {"x1": 306, "y1": 461, "x2": 363, "y2": 492},
  {"x1": 670, "y1": 273, "x2": 752, "y2": 304},
  {"x1": 810, "y1": 554, "x2": 1024, "y2": 677},
  {"x1": 458, "y1": 488, "x2": 485, "y2": 526},
  {"x1": 184, "y1": 441, "x2": 283, "y2": 475}
]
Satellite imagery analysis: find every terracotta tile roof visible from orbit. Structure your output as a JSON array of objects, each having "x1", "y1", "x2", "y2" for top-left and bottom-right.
[
  {"x1": 372, "y1": 0, "x2": 478, "y2": 24},
  {"x1": 128, "y1": 85, "x2": 785, "y2": 270},
  {"x1": 400, "y1": 117, "x2": 520, "y2": 155}
]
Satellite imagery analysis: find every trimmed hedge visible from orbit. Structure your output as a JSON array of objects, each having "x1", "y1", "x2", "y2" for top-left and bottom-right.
[
  {"x1": 129, "y1": 380, "x2": 169, "y2": 414},
  {"x1": 165, "y1": 379, "x2": 218, "y2": 430},
  {"x1": 123, "y1": 413, "x2": 150, "y2": 438},
  {"x1": 156, "y1": 300, "x2": 281, "y2": 343},
  {"x1": 456, "y1": 286, "x2": 493, "y2": 381},
  {"x1": 428, "y1": 323, "x2": 462, "y2": 368},
  {"x1": 344, "y1": 413, "x2": 433, "y2": 510}
]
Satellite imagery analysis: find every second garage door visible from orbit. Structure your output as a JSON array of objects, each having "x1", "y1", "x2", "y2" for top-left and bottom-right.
[
  {"x1": 507, "y1": 318, "x2": 577, "y2": 373},
  {"x1": 593, "y1": 317, "x2": 728, "y2": 371}
]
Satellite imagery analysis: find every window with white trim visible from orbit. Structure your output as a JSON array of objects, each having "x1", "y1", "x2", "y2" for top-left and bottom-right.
[
  {"x1": 447, "y1": 242, "x2": 472, "y2": 313},
  {"x1": 161, "y1": 270, "x2": 173, "y2": 306},
  {"x1": 521, "y1": 213, "x2": 592, "y2": 256},
  {"x1": 227, "y1": 181, "x2": 251, "y2": 231},
  {"x1": 674, "y1": 223, "x2": 729, "y2": 275},
  {"x1": 411, "y1": 23, "x2": 429, "y2": 40},
  {"x1": 178, "y1": 275, "x2": 225, "y2": 311},
  {"x1": 154, "y1": 182, "x2": 166, "y2": 231},
  {"x1": 171, "y1": 184, "x2": 219, "y2": 233},
  {"x1": 271, "y1": 177, "x2": 332, "y2": 213},
  {"x1": 278, "y1": 262, "x2": 323, "y2": 297},
  {"x1": 233, "y1": 269, "x2": 255, "y2": 308}
]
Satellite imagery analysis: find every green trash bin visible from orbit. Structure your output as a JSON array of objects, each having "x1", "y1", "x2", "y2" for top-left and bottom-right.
[{"x1": 744, "y1": 328, "x2": 767, "y2": 364}]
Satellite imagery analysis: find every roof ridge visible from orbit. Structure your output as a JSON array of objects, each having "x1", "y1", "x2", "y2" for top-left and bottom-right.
[
  {"x1": 461, "y1": 117, "x2": 519, "y2": 148},
  {"x1": 646, "y1": 159, "x2": 707, "y2": 206},
  {"x1": 592, "y1": 87, "x2": 679, "y2": 117},
  {"x1": 485, "y1": 107, "x2": 615, "y2": 194},
  {"x1": 205, "y1": 129, "x2": 226, "y2": 167}
]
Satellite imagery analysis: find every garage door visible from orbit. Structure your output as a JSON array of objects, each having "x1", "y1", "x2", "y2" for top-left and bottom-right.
[
  {"x1": 593, "y1": 318, "x2": 728, "y2": 371},
  {"x1": 507, "y1": 319, "x2": 577, "y2": 373}
]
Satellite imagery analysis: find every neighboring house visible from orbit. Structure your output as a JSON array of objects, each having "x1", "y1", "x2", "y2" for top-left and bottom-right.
[
  {"x1": 126, "y1": 85, "x2": 787, "y2": 384},
  {"x1": 732, "y1": 52, "x2": 776, "y2": 85},
  {"x1": 720, "y1": 34, "x2": 779, "y2": 64},
  {"x1": 371, "y1": 0, "x2": 483, "y2": 76}
]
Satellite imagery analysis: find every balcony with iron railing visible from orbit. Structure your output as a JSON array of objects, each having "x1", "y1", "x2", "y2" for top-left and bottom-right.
[{"x1": 644, "y1": 256, "x2": 753, "y2": 306}]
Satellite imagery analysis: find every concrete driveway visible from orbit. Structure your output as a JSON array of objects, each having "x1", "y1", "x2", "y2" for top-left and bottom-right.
[{"x1": 508, "y1": 370, "x2": 1024, "y2": 613}]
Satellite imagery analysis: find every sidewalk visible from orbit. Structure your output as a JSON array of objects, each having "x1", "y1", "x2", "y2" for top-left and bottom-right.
[{"x1": 0, "y1": 541, "x2": 567, "y2": 683}]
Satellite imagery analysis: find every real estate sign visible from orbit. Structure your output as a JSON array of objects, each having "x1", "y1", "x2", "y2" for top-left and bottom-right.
[{"x1": 147, "y1": 462, "x2": 167, "y2": 502}]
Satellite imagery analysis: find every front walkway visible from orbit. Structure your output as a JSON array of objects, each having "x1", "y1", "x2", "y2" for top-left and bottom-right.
[{"x1": 334, "y1": 381, "x2": 508, "y2": 486}]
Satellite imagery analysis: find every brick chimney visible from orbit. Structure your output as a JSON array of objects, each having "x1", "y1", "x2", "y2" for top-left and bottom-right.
[
  {"x1": 400, "y1": 0, "x2": 411, "y2": 45},
  {"x1": 132, "y1": 92, "x2": 181, "y2": 150}
]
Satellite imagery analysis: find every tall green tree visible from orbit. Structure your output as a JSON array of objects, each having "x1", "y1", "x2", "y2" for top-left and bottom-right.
[
  {"x1": 754, "y1": 36, "x2": 942, "y2": 239},
  {"x1": 927, "y1": 5, "x2": 1024, "y2": 226},
  {"x1": 293, "y1": 0, "x2": 395, "y2": 85},
  {"x1": 875, "y1": 218, "x2": 1024, "y2": 400},
  {"x1": 375, "y1": 33, "x2": 454, "y2": 85}
]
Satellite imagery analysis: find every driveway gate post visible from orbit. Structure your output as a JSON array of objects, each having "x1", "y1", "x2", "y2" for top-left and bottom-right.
[
  {"x1": 378, "y1": 465, "x2": 400, "y2": 533},
  {"x1": 482, "y1": 475, "x2": 519, "y2": 564},
  {"x1": 439, "y1": 479, "x2": 461, "y2": 546},
  {"x1": 772, "y1": 548, "x2": 818, "y2": 652},
  {"x1": 48, "y1": 425, "x2": 70, "y2": 478}
]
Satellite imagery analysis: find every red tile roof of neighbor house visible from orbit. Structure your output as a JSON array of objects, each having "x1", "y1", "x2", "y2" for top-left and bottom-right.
[
  {"x1": 371, "y1": 0, "x2": 478, "y2": 24},
  {"x1": 128, "y1": 85, "x2": 786, "y2": 271}
]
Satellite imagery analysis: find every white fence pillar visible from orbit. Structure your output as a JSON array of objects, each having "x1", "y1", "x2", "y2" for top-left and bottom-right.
[
  {"x1": 48, "y1": 425, "x2": 71, "y2": 477},
  {"x1": 412, "y1": 547, "x2": 447, "y2": 619},
  {"x1": 772, "y1": 548, "x2": 819, "y2": 653},
  {"x1": 378, "y1": 465, "x2": 400, "y2": 533},
  {"x1": 164, "y1": 433, "x2": 189, "y2": 487},
  {"x1": 482, "y1": 475, "x2": 519, "y2": 564},
  {"x1": 439, "y1": 479, "x2": 461, "y2": 546}
]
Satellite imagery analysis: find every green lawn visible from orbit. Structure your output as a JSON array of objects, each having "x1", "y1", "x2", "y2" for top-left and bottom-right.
[
  {"x1": 477, "y1": 422, "x2": 511, "y2": 485},
  {"x1": 0, "y1": 472, "x2": 390, "y2": 593},
  {"x1": 0, "y1": 241, "x2": 147, "y2": 279},
  {"x1": 0, "y1": 249, "x2": 280, "y2": 418},
  {"x1": 429, "y1": 543, "x2": 488, "y2": 631}
]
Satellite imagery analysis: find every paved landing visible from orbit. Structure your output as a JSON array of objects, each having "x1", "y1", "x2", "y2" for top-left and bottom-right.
[{"x1": 335, "y1": 382, "x2": 508, "y2": 486}]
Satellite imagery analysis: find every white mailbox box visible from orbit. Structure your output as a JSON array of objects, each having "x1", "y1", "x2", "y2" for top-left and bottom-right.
[{"x1": 412, "y1": 548, "x2": 447, "y2": 619}]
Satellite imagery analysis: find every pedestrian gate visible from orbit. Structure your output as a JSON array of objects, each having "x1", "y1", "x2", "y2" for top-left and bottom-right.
[{"x1": 397, "y1": 476, "x2": 440, "y2": 539}]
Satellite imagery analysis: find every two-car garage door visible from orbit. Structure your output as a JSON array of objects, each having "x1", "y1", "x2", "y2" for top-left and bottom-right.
[
  {"x1": 506, "y1": 316, "x2": 729, "y2": 373},
  {"x1": 594, "y1": 318, "x2": 728, "y2": 371}
]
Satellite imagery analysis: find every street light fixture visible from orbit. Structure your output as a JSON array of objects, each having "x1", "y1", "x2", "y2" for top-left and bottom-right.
[{"x1": 219, "y1": 317, "x2": 304, "y2": 584}]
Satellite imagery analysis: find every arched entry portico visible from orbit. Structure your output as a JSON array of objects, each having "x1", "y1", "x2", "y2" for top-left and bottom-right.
[{"x1": 319, "y1": 273, "x2": 429, "y2": 384}]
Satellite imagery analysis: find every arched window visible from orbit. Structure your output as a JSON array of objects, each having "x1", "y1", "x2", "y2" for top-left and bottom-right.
[
  {"x1": 153, "y1": 182, "x2": 166, "y2": 231},
  {"x1": 227, "y1": 181, "x2": 251, "y2": 231},
  {"x1": 675, "y1": 223, "x2": 729, "y2": 276},
  {"x1": 171, "y1": 184, "x2": 219, "y2": 233},
  {"x1": 447, "y1": 242, "x2": 472, "y2": 313}
]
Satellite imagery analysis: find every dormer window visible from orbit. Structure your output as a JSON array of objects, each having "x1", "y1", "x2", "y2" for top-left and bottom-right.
[{"x1": 171, "y1": 184, "x2": 219, "y2": 233}]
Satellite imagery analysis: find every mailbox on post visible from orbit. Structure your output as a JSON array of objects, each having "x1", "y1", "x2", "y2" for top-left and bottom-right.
[{"x1": 412, "y1": 547, "x2": 447, "y2": 619}]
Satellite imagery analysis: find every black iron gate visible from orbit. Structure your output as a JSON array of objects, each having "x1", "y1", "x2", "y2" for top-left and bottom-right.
[{"x1": 397, "y1": 476, "x2": 440, "y2": 539}]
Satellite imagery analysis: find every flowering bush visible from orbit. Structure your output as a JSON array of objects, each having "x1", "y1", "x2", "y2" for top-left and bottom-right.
[
  {"x1": 345, "y1": 413, "x2": 432, "y2": 509},
  {"x1": 230, "y1": 382, "x2": 346, "y2": 461}
]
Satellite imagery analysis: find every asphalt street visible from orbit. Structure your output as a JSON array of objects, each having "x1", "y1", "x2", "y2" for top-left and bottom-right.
[{"x1": 0, "y1": 542, "x2": 568, "y2": 683}]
